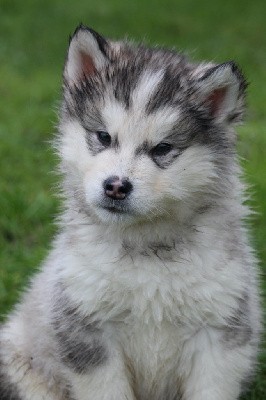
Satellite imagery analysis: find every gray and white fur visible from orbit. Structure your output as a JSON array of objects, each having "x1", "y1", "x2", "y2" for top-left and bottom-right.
[{"x1": 0, "y1": 25, "x2": 261, "y2": 400}]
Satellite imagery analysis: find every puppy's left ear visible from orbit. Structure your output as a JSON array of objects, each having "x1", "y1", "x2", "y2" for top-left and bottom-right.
[
  {"x1": 192, "y1": 62, "x2": 247, "y2": 124},
  {"x1": 64, "y1": 25, "x2": 109, "y2": 86}
]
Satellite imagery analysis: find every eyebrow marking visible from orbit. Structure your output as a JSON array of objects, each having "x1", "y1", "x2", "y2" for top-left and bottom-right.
[{"x1": 135, "y1": 141, "x2": 149, "y2": 156}]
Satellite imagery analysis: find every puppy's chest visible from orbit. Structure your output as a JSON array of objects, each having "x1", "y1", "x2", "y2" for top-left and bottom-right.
[
  {"x1": 106, "y1": 244, "x2": 225, "y2": 326},
  {"x1": 116, "y1": 317, "x2": 183, "y2": 396},
  {"x1": 73, "y1": 236, "x2": 233, "y2": 329}
]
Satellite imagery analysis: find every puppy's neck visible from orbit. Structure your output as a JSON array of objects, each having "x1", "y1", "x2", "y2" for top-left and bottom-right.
[{"x1": 59, "y1": 200, "x2": 209, "y2": 251}]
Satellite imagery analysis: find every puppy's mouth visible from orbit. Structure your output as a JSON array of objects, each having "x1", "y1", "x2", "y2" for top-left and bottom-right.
[
  {"x1": 102, "y1": 205, "x2": 128, "y2": 214},
  {"x1": 99, "y1": 199, "x2": 133, "y2": 215}
]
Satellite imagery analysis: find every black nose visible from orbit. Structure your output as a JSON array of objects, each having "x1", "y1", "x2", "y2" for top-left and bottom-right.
[{"x1": 103, "y1": 176, "x2": 133, "y2": 200}]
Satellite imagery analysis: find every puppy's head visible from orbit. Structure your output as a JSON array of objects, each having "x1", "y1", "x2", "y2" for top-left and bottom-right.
[{"x1": 58, "y1": 25, "x2": 247, "y2": 225}]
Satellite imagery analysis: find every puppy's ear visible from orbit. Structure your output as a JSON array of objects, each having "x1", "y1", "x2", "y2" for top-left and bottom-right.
[
  {"x1": 64, "y1": 25, "x2": 109, "y2": 86},
  {"x1": 192, "y1": 62, "x2": 247, "y2": 124}
]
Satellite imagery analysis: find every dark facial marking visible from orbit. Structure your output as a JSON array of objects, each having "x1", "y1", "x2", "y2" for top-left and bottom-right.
[
  {"x1": 135, "y1": 141, "x2": 150, "y2": 157},
  {"x1": 146, "y1": 66, "x2": 182, "y2": 114},
  {"x1": 52, "y1": 288, "x2": 108, "y2": 374},
  {"x1": 112, "y1": 62, "x2": 147, "y2": 109},
  {"x1": 222, "y1": 293, "x2": 253, "y2": 348},
  {"x1": 111, "y1": 45, "x2": 155, "y2": 109}
]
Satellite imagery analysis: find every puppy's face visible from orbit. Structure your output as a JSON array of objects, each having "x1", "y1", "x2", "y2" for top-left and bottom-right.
[{"x1": 58, "y1": 26, "x2": 246, "y2": 225}]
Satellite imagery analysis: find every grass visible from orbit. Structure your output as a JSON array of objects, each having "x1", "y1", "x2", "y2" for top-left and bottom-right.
[{"x1": 0, "y1": 0, "x2": 265, "y2": 397}]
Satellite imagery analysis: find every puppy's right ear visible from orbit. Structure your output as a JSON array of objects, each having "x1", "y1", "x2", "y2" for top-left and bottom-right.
[{"x1": 64, "y1": 25, "x2": 109, "y2": 86}]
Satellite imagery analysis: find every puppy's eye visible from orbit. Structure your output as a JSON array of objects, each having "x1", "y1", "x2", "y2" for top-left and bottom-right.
[
  {"x1": 152, "y1": 142, "x2": 173, "y2": 157},
  {"x1": 97, "y1": 131, "x2": 111, "y2": 147}
]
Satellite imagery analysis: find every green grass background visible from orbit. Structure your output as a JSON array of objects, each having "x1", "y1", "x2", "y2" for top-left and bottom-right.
[{"x1": 0, "y1": 0, "x2": 265, "y2": 397}]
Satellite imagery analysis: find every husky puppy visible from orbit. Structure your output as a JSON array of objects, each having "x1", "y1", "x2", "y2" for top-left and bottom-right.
[{"x1": 0, "y1": 25, "x2": 261, "y2": 400}]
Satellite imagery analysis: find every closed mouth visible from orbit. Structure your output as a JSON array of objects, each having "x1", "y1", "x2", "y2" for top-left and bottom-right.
[
  {"x1": 102, "y1": 206, "x2": 127, "y2": 213},
  {"x1": 100, "y1": 203, "x2": 132, "y2": 214}
]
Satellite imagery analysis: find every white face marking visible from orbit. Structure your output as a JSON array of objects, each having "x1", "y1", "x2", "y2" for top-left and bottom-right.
[
  {"x1": 101, "y1": 100, "x2": 127, "y2": 137},
  {"x1": 131, "y1": 70, "x2": 164, "y2": 111},
  {"x1": 101, "y1": 96, "x2": 180, "y2": 149}
]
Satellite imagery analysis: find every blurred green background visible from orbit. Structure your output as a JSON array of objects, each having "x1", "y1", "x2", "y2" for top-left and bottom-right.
[{"x1": 0, "y1": 0, "x2": 265, "y2": 397}]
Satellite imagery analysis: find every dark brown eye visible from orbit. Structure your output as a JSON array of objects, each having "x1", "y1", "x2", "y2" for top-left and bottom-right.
[
  {"x1": 97, "y1": 131, "x2": 111, "y2": 147},
  {"x1": 152, "y1": 142, "x2": 173, "y2": 157}
]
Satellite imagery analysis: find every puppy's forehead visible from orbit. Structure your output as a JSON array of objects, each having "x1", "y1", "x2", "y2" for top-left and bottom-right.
[
  {"x1": 102, "y1": 69, "x2": 180, "y2": 144},
  {"x1": 131, "y1": 69, "x2": 164, "y2": 110}
]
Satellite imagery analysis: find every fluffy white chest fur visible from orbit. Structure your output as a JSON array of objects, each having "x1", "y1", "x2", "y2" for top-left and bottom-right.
[
  {"x1": 49, "y1": 210, "x2": 257, "y2": 400},
  {"x1": 0, "y1": 25, "x2": 261, "y2": 400}
]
